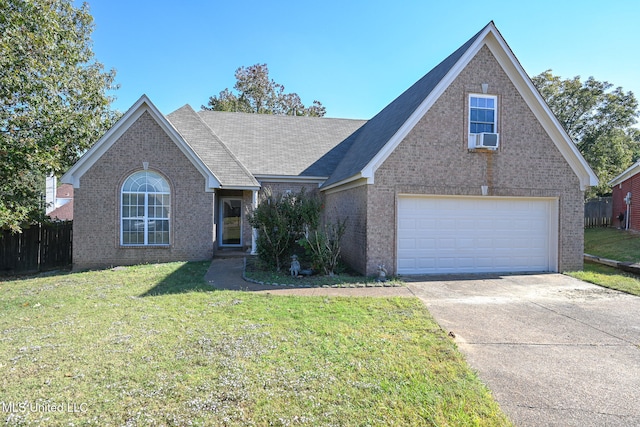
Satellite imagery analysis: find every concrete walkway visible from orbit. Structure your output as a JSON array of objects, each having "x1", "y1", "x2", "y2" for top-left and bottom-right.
[{"x1": 406, "y1": 274, "x2": 640, "y2": 427}]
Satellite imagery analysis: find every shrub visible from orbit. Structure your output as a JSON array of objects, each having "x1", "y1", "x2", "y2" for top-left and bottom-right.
[
  {"x1": 247, "y1": 188, "x2": 320, "y2": 271},
  {"x1": 300, "y1": 219, "x2": 346, "y2": 276}
]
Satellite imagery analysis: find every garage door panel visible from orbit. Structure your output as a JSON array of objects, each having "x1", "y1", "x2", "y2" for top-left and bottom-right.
[
  {"x1": 397, "y1": 258, "x2": 416, "y2": 269},
  {"x1": 398, "y1": 218, "x2": 416, "y2": 230},
  {"x1": 398, "y1": 238, "x2": 416, "y2": 250},
  {"x1": 438, "y1": 238, "x2": 455, "y2": 249},
  {"x1": 418, "y1": 238, "x2": 436, "y2": 250},
  {"x1": 456, "y1": 219, "x2": 475, "y2": 230},
  {"x1": 418, "y1": 219, "x2": 436, "y2": 229},
  {"x1": 437, "y1": 257, "x2": 456, "y2": 269},
  {"x1": 475, "y1": 219, "x2": 494, "y2": 230},
  {"x1": 477, "y1": 238, "x2": 493, "y2": 249},
  {"x1": 397, "y1": 196, "x2": 557, "y2": 274},
  {"x1": 456, "y1": 257, "x2": 476, "y2": 268},
  {"x1": 476, "y1": 257, "x2": 494, "y2": 267},
  {"x1": 418, "y1": 258, "x2": 436, "y2": 269},
  {"x1": 456, "y1": 238, "x2": 474, "y2": 249},
  {"x1": 438, "y1": 219, "x2": 456, "y2": 229}
]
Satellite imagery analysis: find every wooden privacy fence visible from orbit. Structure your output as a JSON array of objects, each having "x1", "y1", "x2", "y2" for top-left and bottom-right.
[
  {"x1": 584, "y1": 197, "x2": 612, "y2": 228},
  {"x1": 0, "y1": 221, "x2": 72, "y2": 274}
]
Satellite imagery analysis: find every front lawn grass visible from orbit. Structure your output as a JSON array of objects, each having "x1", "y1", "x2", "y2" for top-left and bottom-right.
[
  {"x1": 584, "y1": 227, "x2": 640, "y2": 263},
  {"x1": 0, "y1": 262, "x2": 510, "y2": 426},
  {"x1": 567, "y1": 262, "x2": 640, "y2": 297}
]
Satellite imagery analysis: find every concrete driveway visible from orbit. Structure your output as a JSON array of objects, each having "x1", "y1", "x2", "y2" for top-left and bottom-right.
[{"x1": 405, "y1": 273, "x2": 640, "y2": 427}]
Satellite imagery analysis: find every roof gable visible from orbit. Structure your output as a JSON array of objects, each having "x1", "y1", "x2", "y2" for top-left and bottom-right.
[
  {"x1": 322, "y1": 22, "x2": 598, "y2": 191},
  {"x1": 61, "y1": 95, "x2": 221, "y2": 190}
]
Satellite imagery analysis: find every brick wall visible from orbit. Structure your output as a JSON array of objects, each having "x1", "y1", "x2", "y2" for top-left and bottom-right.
[
  {"x1": 365, "y1": 46, "x2": 584, "y2": 275},
  {"x1": 324, "y1": 184, "x2": 368, "y2": 274},
  {"x1": 73, "y1": 111, "x2": 214, "y2": 270},
  {"x1": 612, "y1": 177, "x2": 640, "y2": 230}
]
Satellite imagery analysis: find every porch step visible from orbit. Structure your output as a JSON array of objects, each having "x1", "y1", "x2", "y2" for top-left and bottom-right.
[{"x1": 214, "y1": 249, "x2": 253, "y2": 259}]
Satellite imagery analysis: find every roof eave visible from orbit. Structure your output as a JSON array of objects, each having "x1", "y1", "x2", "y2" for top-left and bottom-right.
[
  {"x1": 219, "y1": 185, "x2": 261, "y2": 191},
  {"x1": 609, "y1": 161, "x2": 640, "y2": 187},
  {"x1": 255, "y1": 175, "x2": 328, "y2": 185},
  {"x1": 320, "y1": 173, "x2": 367, "y2": 193}
]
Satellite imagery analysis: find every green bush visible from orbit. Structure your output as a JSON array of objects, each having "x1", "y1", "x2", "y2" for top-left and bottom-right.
[
  {"x1": 300, "y1": 219, "x2": 346, "y2": 276},
  {"x1": 247, "y1": 188, "x2": 320, "y2": 271}
]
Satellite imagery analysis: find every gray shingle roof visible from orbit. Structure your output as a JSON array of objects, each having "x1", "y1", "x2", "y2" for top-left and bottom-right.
[
  {"x1": 166, "y1": 105, "x2": 259, "y2": 188},
  {"x1": 321, "y1": 24, "x2": 489, "y2": 187},
  {"x1": 196, "y1": 111, "x2": 366, "y2": 177},
  {"x1": 166, "y1": 24, "x2": 488, "y2": 188}
]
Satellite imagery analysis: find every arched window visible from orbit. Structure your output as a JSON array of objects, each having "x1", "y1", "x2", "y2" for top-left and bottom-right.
[{"x1": 121, "y1": 171, "x2": 170, "y2": 246}]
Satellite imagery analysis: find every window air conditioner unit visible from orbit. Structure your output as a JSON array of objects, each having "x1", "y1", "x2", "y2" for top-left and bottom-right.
[{"x1": 473, "y1": 132, "x2": 499, "y2": 149}]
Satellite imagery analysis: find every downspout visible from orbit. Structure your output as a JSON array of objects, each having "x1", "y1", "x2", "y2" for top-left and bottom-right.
[
  {"x1": 625, "y1": 192, "x2": 631, "y2": 230},
  {"x1": 251, "y1": 190, "x2": 258, "y2": 254}
]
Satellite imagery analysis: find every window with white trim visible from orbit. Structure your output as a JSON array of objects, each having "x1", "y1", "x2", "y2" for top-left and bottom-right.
[
  {"x1": 469, "y1": 94, "x2": 497, "y2": 134},
  {"x1": 121, "y1": 171, "x2": 170, "y2": 246}
]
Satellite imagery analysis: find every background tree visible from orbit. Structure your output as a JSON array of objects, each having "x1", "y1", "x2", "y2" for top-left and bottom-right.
[
  {"x1": 0, "y1": 0, "x2": 118, "y2": 231},
  {"x1": 203, "y1": 63, "x2": 326, "y2": 117},
  {"x1": 532, "y1": 70, "x2": 639, "y2": 197}
]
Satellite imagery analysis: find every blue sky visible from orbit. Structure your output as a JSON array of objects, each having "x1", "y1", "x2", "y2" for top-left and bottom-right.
[{"x1": 84, "y1": 0, "x2": 640, "y2": 120}]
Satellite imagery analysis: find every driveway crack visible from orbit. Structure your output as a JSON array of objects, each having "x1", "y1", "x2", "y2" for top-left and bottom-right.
[{"x1": 529, "y1": 301, "x2": 638, "y2": 346}]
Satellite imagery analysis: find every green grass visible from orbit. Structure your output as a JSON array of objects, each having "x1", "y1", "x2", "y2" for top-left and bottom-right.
[
  {"x1": 0, "y1": 262, "x2": 510, "y2": 426},
  {"x1": 584, "y1": 227, "x2": 640, "y2": 263},
  {"x1": 567, "y1": 262, "x2": 640, "y2": 297}
]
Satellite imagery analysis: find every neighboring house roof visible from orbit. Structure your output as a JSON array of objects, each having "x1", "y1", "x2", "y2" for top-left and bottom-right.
[
  {"x1": 56, "y1": 183, "x2": 73, "y2": 200},
  {"x1": 322, "y1": 21, "x2": 598, "y2": 191},
  {"x1": 48, "y1": 200, "x2": 73, "y2": 221},
  {"x1": 609, "y1": 161, "x2": 640, "y2": 187},
  {"x1": 166, "y1": 105, "x2": 259, "y2": 189},
  {"x1": 47, "y1": 183, "x2": 74, "y2": 221},
  {"x1": 196, "y1": 111, "x2": 366, "y2": 177}
]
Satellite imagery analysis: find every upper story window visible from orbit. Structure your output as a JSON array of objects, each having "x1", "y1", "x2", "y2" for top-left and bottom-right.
[
  {"x1": 121, "y1": 171, "x2": 170, "y2": 246},
  {"x1": 469, "y1": 95, "x2": 497, "y2": 133},
  {"x1": 468, "y1": 94, "x2": 499, "y2": 149}
]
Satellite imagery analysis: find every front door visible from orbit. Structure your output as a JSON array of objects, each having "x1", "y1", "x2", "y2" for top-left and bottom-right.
[{"x1": 220, "y1": 198, "x2": 242, "y2": 247}]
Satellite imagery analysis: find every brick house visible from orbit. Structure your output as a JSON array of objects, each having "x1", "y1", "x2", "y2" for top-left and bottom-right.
[
  {"x1": 45, "y1": 176, "x2": 74, "y2": 221},
  {"x1": 609, "y1": 161, "x2": 640, "y2": 230},
  {"x1": 62, "y1": 22, "x2": 597, "y2": 274}
]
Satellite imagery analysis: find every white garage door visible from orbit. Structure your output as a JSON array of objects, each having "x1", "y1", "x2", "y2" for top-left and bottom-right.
[{"x1": 397, "y1": 196, "x2": 558, "y2": 275}]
